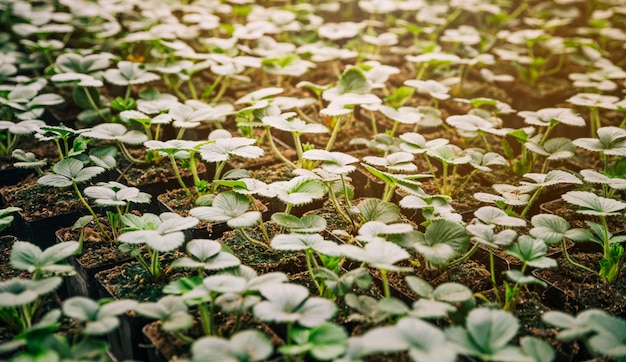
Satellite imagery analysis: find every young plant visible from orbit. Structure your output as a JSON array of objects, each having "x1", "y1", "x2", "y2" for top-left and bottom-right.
[
  {"x1": 82, "y1": 123, "x2": 149, "y2": 164},
  {"x1": 189, "y1": 191, "x2": 269, "y2": 250},
  {"x1": 9, "y1": 240, "x2": 79, "y2": 280},
  {"x1": 253, "y1": 283, "x2": 337, "y2": 348},
  {"x1": 302, "y1": 149, "x2": 359, "y2": 226},
  {"x1": 103, "y1": 60, "x2": 160, "y2": 104},
  {"x1": 340, "y1": 237, "x2": 412, "y2": 298},
  {"x1": 405, "y1": 276, "x2": 475, "y2": 323},
  {"x1": 0, "y1": 206, "x2": 20, "y2": 233},
  {"x1": 144, "y1": 139, "x2": 206, "y2": 201},
  {"x1": 171, "y1": 238, "x2": 241, "y2": 278},
  {"x1": 187, "y1": 330, "x2": 273, "y2": 362},
  {"x1": 37, "y1": 158, "x2": 107, "y2": 239},
  {"x1": 446, "y1": 308, "x2": 553, "y2": 361},
  {"x1": 0, "y1": 119, "x2": 44, "y2": 157},
  {"x1": 83, "y1": 181, "x2": 152, "y2": 240},
  {"x1": 35, "y1": 124, "x2": 89, "y2": 160},
  {"x1": 0, "y1": 80, "x2": 64, "y2": 120},
  {"x1": 279, "y1": 322, "x2": 348, "y2": 361},
  {"x1": 268, "y1": 175, "x2": 327, "y2": 215},
  {"x1": 262, "y1": 112, "x2": 327, "y2": 168},
  {"x1": 543, "y1": 309, "x2": 626, "y2": 361},
  {"x1": 11, "y1": 149, "x2": 46, "y2": 176},
  {"x1": 198, "y1": 130, "x2": 264, "y2": 194},
  {"x1": 561, "y1": 190, "x2": 626, "y2": 283},
  {"x1": 270, "y1": 220, "x2": 342, "y2": 297},
  {"x1": 409, "y1": 219, "x2": 471, "y2": 271},
  {"x1": 117, "y1": 212, "x2": 199, "y2": 281},
  {"x1": 498, "y1": 235, "x2": 557, "y2": 311},
  {"x1": 0, "y1": 276, "x2": 62, "y2": 333}
]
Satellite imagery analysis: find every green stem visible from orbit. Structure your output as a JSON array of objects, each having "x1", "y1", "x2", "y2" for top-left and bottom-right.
[
  {"x1": 389, "y1": 120, "x2": 400, "y2": 138},
  {"x1": 187, "y1": 78, "x2": 198, "y2": 100},
  {"x1": 198, "y1": 302, "x2": 212, "y2": 336},
  {"x1": 479, "y1": 131, "x2": 492, "y2": 152},
  {"x1": 176, "y1": 127, "x2": 186, "y2": 140},
  {"x1": 293, "y1": 133, "x2": 304, "y2": 166},
  {"x1": 519, "y1": 186, "x2": 544, "y2": 218},
  {"x1": 151, "y1": 250, "x2": 161, "y2": 280},
  {"x1": 82, "y1": 87, "x2": 109, "y2": 123},
  {"x1": 118, "y1": 142, "x2": 146, "y2": 164},
  {"x1": 447, "y1": 242, "x2": 480, "y2": 268},
  {"x1": 169, "y1": 155, "x2": 194, "y2": 201},
  {"x1": 173, "y1": 331, "x2": 195, "y2": 344},
  {"x1": 266, "y1": 127, "x2": 297, "y2": 169},
  {"x1": 328, "y1": 184, "x2": 352, "y2": 226},
  {"x1": 239, "y1": 228, "x2": 271, "y2": 251},
  {"x1": 210, "y1": 160, "x2": 227, "y2": 194},
  {"x1": 489, "y1": 247, "x2": 501, "y2": 305},
  {"x1": 562, "y1": 240, "x2": 598, "y2": 276},
  {"x1": 306, "y1": 249, "x2": 324, "y2": 296},
  {"x1": 380, "y1": 269, "x2": 390, "y2": 298},
  {"x1": 72, "y1": 182, "x2": 109, "y2": 241},
  {"x1": 325, "y1": 116, "x2": 343, "y2": 151}
]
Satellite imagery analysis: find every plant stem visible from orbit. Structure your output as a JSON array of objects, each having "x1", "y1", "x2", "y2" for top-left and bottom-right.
[
  {"x1": 210, "y1": 160, "x2": 227, "y2": 194},
  {"x1": 380, "y1": 269, "x2": 390, "y2": 298},
  {"x1": 489, "y1": 247, "x2": 501, "y2": 305},
  {"x1": 266, "y1": 127, "x2": 297, "y2": 169},
  {"x1": 328, "y1": 184, "x2": 352, "y2": 226},
  {"x1": 447, "y1": 242, "x2": 480, "y2": 268},
  {"x1": 72, "y1": 182, "x2": 109, "y2": 241},
  {"x1": 151, "y1": 250, "x2": 161, "y2": 280},
  {"x1": 168, "y1": 155, "x2": 194, "y2": 201},
  {"x1": 519, "y1": 186, "x2": 544, "y2": 218},
  {"x1": 198, "y1": 302, "x2": 212, "y2": 335},
  {"x1": 325, "y1": 116, "x2": 344, "y2": 151},
  {"x1": 293, "y1": 133, "x2": 304, "y2": 167},
  {"x1": 306, "y1": 249, "x2": 324, "y2": 296},
  {"x1": 118, "y1": 142, "x2": 146, "y2": 164},
  {"x1": 562, "y1": 240, "x2": 598, "y2": 276},
  {"x1": 239, "y1": 228, "x2": 271, "y2": 251}
]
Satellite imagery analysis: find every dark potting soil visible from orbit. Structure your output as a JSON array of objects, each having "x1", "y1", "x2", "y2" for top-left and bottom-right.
[
  {"x1": 143, "y1": 311, "x2": 283, "y2": 361},
  {"x1": 534, "y1": 250, "x2": 626, "y2": 317},
  {"x1": 219, "y1": 222, "x2": 306, "y2": 276},
  {"x1": 0, "y1": 174, "x2": 84, "y2": 220},
  {"x1": 94, "y1": 252, "x2": 192, "y2": 303}
]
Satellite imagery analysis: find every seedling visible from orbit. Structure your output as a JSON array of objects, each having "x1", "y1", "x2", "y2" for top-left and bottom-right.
[
  {"x1": 10, "y1": 240, "x2": 79, "y2": 280},
  {"x1": 0, "y1": 119, "x2": 44, "y2": 157},
  {"x1": 117, "y1": 212, "x2": 199, "y2": 281},
  {"x1": 0, "y1": 276, "x2": 62, "y2": 333},
  {"x1": 561, "y1": 190, "x2": 626, "y2": 283}
]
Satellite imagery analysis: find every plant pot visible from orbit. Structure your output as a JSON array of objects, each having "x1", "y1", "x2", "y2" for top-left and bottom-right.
[
  {"x1": 55, "y1": 221, "x2": 133, "y2": 299},
  {"x1": 0, "y1": 235, "x2": 28, "y2": 281},
  {"x1": 94, "y1": 254, "x2": 193, "y2": 361},
  {"x1": 142, "y1": 311, "x2": 284, "y2": 362},
  {"x1": 217, "y1": 222, "x2": 306, "y2": 276},
  {"x1": 0, "y1": 178, "x2": 88, "y2": 248},
  {"x1": 532, "y1": 242, "x2": 626, "y2": 318}
]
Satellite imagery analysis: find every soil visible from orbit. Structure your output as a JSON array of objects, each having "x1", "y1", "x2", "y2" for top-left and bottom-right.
[
  {"x1": 94, "y1": 251, "x2": 193, "y2": 303},
  {"x1": 0, "y1": 235, "x2": 29, "y2": 281},
  {"x1": 534, "y1": 247, "x2": 626, "y2": 317},
  {"x1": 55, "y1": 217, "x2": 131, "y2": 269},
  {"x1": 116, "y1": 148, "x2": 207, "y2": 188},
  {"x1": 143, "y1": 311, "x2": 284, "y2": 361},
  {"x1": 218, "y1": 222, "x2": 306, "y2": 276},
  {"x1": 0, "y1": 174, "x2": 85, "y2": 220},
  {"x1": 0, "y1": 139, "x2": 58, "y2": 172}
]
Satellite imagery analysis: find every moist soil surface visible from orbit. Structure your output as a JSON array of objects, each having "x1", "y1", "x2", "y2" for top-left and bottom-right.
[{"x1": 534, "y1": 248, "x2": 626, "y2": 317}]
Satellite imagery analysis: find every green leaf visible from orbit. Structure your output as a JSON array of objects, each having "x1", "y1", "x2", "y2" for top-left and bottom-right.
[
  {"x1": 413, "y1": 220, "x2": 469, "y2": 266},
  {"x1": 562, "y1": 191, "x2": 626, "y2": 216},
  {"x1": 336, "y1": 67, "x2": 370, "y2": 94},
  {"x1": 520, "y1": 336, "x2": 555, "y2": 362},
  {"x1": 271, "y1": 213, "x2": 327, "y2": 233},
  {"x1": 504, "y1": 270, "x2": 547, "y2": 287},
  {"x1": 191, "y1": 330, "x2": 273, "y2": 362},
  {"x1": 271, "y1": 233, "x2": 341, "y2": 256},
  {"x1": 506, "y1": 236, "x2": 557, "y2": 268},
  {"x1": 356, "y1": 198, "x2": 402, "y2": 224}
]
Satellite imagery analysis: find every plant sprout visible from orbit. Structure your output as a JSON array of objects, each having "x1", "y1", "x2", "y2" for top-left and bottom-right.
[
  {"x1": 0, "y1": 276, "x2": 62, "y2": 333},
  {"x1": 561, "y1": 190, "x2": 626, "y2": 283},
  {"x1": 104, "y1": 60, "x2": 160, "y2": 103},
  {"x1": 0, "y1": 119, "x2": 44, "y2": 157},
  {"x1": 9, "y1": 240, "x2": 79, "y2": 280},
  {"x1": 190, "y1": 191, "x2": 269, "y2": 250},
  {"x1": 117, "y1": 212, "x2": 199, "y2": 281},
  {"x1": 37, "y1": 158, "x2": 107, "y2": 239}
]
